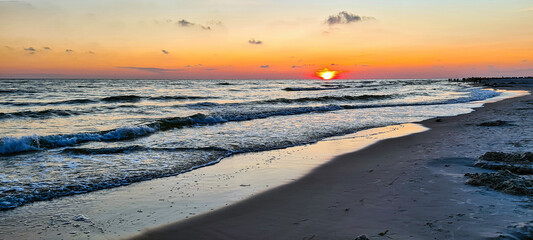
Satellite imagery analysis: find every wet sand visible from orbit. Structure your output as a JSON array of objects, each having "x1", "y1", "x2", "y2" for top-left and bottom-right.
[{"x1": 131, "y1": 83, "x2": 533, "y2": 239}]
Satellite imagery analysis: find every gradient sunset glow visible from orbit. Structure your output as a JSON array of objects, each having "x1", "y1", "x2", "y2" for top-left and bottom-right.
[{"x1": 0, "y1": 0, "x2": 532, "y2": 79}]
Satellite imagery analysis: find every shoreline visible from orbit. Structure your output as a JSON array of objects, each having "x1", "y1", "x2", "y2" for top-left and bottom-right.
[
  {"x1": 0, "y1": 83, "x2": 530, "y2": 240},
  {"x1": 0, "y1": 123, "x2": 429, "y2": 239},
  {"x1": 131, "y1": 84, "x2": 533, "y2": 239}
]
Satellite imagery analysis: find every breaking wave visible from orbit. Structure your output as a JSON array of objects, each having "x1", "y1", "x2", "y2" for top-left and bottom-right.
[
  {"x1": 0, "y1": 88, "x2": 499, "y2": 156},
  {"x1": 0, "y1": 95, "x2": 216, "y2": 106}
]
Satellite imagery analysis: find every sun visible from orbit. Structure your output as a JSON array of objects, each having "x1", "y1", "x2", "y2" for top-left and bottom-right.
[{"x1": 316, "y1": 68, "x2": 341, "y2": 80}]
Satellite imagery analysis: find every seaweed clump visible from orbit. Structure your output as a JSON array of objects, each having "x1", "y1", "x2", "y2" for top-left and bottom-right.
[
  {"x1": 465, "y1": 170, "x2": 533, "y2": 196},
  {"x1": 466, "y1": 152, "x2": 533, "y2": 196},
  {"x1": 477, "y1": 120, "x2": 513, "y2": 126},
  {"x1": 474, "y1": 152, "x2": 533, "y2": 174}
]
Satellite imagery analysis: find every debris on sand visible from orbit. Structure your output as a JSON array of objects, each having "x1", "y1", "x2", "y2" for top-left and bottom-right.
[
  {"x1": 474, "y1": 152, "x2": 533, "y2": 174},
  {"x1": 479, "y1": 152, "x2": 533, "y2": 163},
  {"x1": 477, "y1": 120, "x2": 513, "y2": 126},
  {"x1": 354, "y1": 234, "x2": 369, "y2": 240},
  {"x1": 465, "y1": 170, "x2": 533, "y2": 196},
  {"x1": 474, "y1": 161, "x2": 533, "y2": 174},
  {"x1": 72, "y1": 214, "x2": 90, "y2": 222}
]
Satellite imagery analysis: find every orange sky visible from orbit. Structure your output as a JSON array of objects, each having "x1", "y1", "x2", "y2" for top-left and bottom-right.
[{"x1": 1, "y1": 0, "x2": 532, "y2": 79}]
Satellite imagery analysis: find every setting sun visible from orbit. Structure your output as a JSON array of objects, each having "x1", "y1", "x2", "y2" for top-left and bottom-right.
[{"x1": 316, "y1": 68, "x2": 341, "y2": 80}]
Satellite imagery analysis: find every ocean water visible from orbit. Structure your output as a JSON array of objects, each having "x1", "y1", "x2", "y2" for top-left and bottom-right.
[{"x1": 0, "y1": 79, "x2": 499, "y2": 210}]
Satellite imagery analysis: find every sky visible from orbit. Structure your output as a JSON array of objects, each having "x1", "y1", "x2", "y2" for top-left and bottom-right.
[{"x1": 0, "y1": 0, "x2": 532, "y2": 79}]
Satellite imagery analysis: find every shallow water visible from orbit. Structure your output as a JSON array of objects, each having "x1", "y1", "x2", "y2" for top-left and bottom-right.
[{"x1": 0, "y1": 79, "x2": 500, "y2": 210}]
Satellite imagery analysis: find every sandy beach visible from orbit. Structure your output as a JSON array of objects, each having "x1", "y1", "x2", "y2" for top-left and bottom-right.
[
  {"x1": 131, "y1": 81, "x2": 533, "y2": 240},
  {"x1": 0, "y1": 81, "x2": 530, "y2": 240}
]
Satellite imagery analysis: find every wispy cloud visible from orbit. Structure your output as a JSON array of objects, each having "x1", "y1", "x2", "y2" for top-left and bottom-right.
[
  {"x1": 117, "y1": 66, "x2": 183, "y2": 73},
  {"x1": 325, "y1": 11, "x2": 375, "y2": 25},
  {"x1": 43, "y1": 47, "x2": 51, "y2": 50},
  {"x1": 177, "y1": 19, "x2": 194, "y2": 27},
  {"x1": 176, "y1": 19, "x2": 214, "y2": 30},
  {"x1": 249, "y1": 39, "x2": 263, "y2": 45},
  {"x1": 24, "y1": 47, "x2": 36, "y2": 52},
  {"x1": 260, "y1": 65, "x2": 269, "y2": 68},
  {"x1": 65, "y1": 49, "x2": 74, "y2": 53},
  {"x1": 162, "y1": 49, "x2": 169, "y2": 54}
]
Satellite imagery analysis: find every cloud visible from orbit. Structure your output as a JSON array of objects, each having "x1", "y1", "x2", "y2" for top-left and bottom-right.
[
  {"x1": 260, "y1": 65, "x2": 269, "y2": 68},
  {"x1": 249, "y1": 39, "x2": 263, "y2": 45},
  {"x1": 65, "y1": 49, "x2": 74, "y2": 53},
  {"x1": 172, "y1": 19, "x2": 217, "y2": 30},
  {"x1": 162, "y1": 49, "x2": 169, "y2": 54},
  {"x1": 177, "y1": 19, "x2": 194, "y2": 27},
  {"x1": 88, "y1": 51, "x2": 95, "y2": 54},
  {"x1": 522, "y1": 59, "x2": 528, "y2": 63},
  {"x1": 117, "y1": 66, "x2": 183, "y2": 74},
  {"x1": 325, "y1": 11, "x2": 375, "y2": 25},
  {"x1": 4, "y1": 46, "x2": 12, "y2": 50},
  {"x1": 43, "y1": 47, "x2": 51, "y2": 50},
  {"x1": 24, "y1": 47, "x2": 36, "y2": 52}
]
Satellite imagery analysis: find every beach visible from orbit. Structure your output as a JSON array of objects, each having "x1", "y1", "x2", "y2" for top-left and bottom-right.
[
  {"x1": 0, "y1": 80, "x2": 531, "y2": 240},
  {"x1": 2, "y1": 0, "x2": 532, "y2": 238},
  {"x1": 131, "y1": 81, "x2": 532, "y2": 240}
]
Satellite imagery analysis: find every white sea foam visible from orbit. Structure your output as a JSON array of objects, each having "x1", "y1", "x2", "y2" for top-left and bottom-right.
[
  {"x1": 0, "y1": 88, "x2": 498, "y2": 156},
  {"x1": 0, "y1": 126, "x2": 157, "y2": 155}
]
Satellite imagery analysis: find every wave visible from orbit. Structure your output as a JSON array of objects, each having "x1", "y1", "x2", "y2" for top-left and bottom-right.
[
  {"x1": 61, "y1": 145, "x2": 229, "y2": 155},
  {"x1": 0, "y1": 99, "x2": 99, "y2": 107},
  {"x1": 100, "y1": 95, "x2": 142, "y2": 102},
  {"x1": 0, "y1": 89, "x2": 37, "y2": 94},
  {"x1": 180, "y1": 94, "x2": 397, "y2": 109},
  {"x1": 216, "y1": 82, "x2": 235, "y2": 86},
  {"x1": 0, "y1": 126, "x2": 156, "y2": 155},
  {"x1": 0, "y1": 109, "x2": 79, "y2": 120},
  {"x1": 0, "y1": 149, "x2": 228, "y2": 211},
  {"x1": 0, "y1": 105, "x2": 343, "y2": 155},
  {"x1": 0, "y1": 95, "x2": 216, "y2": 106},
  {"x1": 0, "y1": 89, "x2": 499, "y2": 155},
  {"x1": 283, "y1": 84, "x2": 350, "y2": 91},
  {"x1": 54, "y1": 99, "x2": 99, "y2": 105},
  {"x1": 261, "y1": 94, "x2": 395, "y2": 104},
  {"x1": 340, "y1": 89, "x2": 500, "y2": 109},
  {"x1": 147, "y1": 95, "x2": 215, "y2": 101},
  {"x1": 101, "y1": 95, "x2": 216, "y2": 102},
  {"x1": 184, "y1": 102, "x2": 221, "y2": 108}
]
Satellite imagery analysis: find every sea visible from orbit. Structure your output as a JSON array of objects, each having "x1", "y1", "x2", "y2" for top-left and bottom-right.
[{"x1": 0, "y1": 79, "x2": 500, "y2": 210}]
